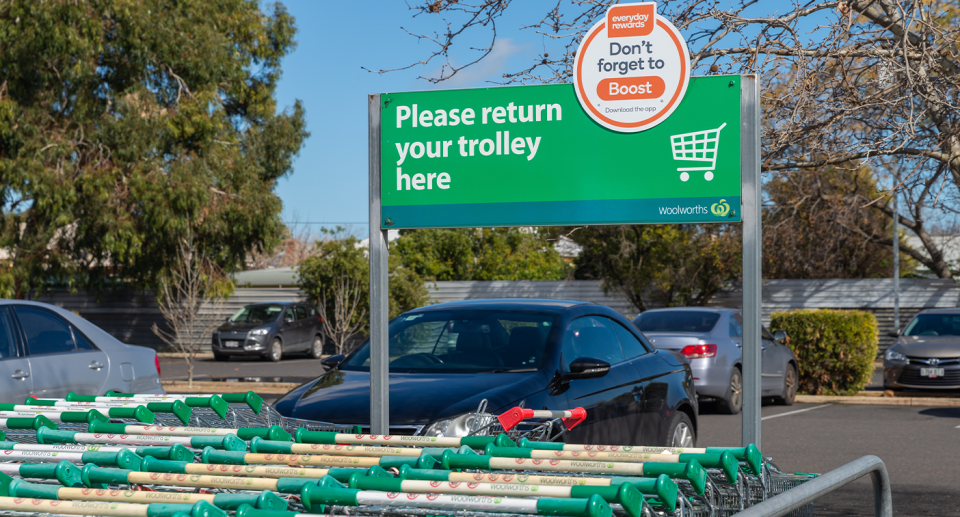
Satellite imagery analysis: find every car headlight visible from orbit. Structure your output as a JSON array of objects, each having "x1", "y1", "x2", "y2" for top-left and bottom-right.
[
  {"x1": 249, "y1": 328, "x2": 270, "y2": 336},
  {"x1": 885, "y1": 349, "x2": 907, "y2": 362},
  {"x1": 421, "y1": 413, "x2": 496, "y2": 438}
]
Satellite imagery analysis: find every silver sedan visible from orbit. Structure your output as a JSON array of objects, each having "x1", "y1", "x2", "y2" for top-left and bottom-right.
[
  {"x1": 632, "y1": 308, "x2": 799, "y2": 414},
  {"x1": 0, "y1": 300, "x2": 162, "y2": 398}
]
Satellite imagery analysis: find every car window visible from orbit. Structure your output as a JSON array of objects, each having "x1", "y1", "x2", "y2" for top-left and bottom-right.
[
  {"x1": 341, "y1": 310, "x2": 557, "y2": 373},
  {"x1": 73, "y1": 328, "x2": 96, "y2": 351},
  {"x1": 634, "y1": 311, "x2": 720, "y2": 333},
  {"x1": 762, "y1": 326, "x2": 775, "y2": 341},
  {"x1": 903, "y1": 313, "x2": 960, "y2": 336},
  {"x1": 562, "y1": 316, "x2": 625, "y2": 367},
  {"x1": 729, "y1": 315, "x2": 743, "y2": 338},
  {"x1": 230, "y1": 305, "x2": 283, "y2": 324},
  {"x1": 14, "y1": 307, "x2": 76, "y2": 355},
  {"x1": 295, "y1": 306, "x2": 307, "y2": 320},
  {"x1": 0, "y1": 308, "x2": 19, "y2": 359},
  {"x1": 283, "y1": 308, "x2": 295, "y2": 322},
  {"x1": 612, "y1": 321, "x2": 649, "y2": 359}
]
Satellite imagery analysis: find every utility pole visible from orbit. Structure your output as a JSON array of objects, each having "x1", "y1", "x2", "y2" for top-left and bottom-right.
[{"x1": 893, "y1": 178, "x2": 900, "y2": 332}]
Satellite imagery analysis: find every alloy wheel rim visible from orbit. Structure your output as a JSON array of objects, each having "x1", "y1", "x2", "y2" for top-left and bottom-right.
[
  {"x1": 731, "y1": 372, "x2": 743, "y2": 408},
  {"x1": 313, "y1": 338, "x2": 322, "y2": 354},
  {"x1": 673, "y1": 422, "x2": 694, "y2": 447},
  {"x1": 786, "y1": 368, "x2": 797, "y2": 394},
  {"x1": 272, "y1": 342, "x2": 281, "y2": 360}
]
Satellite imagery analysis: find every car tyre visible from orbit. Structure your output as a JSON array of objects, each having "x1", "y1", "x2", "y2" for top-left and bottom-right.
[
  {"x1": 213, "y1": 351, "x2": 229, "y2": 362},
  {"x1": 309, "y1": 334, "x2": 324, "y2": 359},
  {"x1": 776, "y1": 363, "x2": 798, "y2": 405},
  {"x1": 666, "y1": 411, "x2": 696, "y2": 447},
  {"x1": 716, "y1": 368, "x2": 743, "y2": 415},
  {"x1": 263, "y1": 339, "x2": 282, "y2": 362}
]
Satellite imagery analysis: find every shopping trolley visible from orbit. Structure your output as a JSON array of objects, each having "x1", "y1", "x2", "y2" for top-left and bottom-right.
[{"x1": 669, "y1": 123, "x2": 726, "y2": 182}]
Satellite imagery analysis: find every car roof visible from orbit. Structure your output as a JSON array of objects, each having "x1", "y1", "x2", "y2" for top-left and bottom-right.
[
  {"x1": 408, "y1": 298, "x2": 593, "y2": 314},
  {"x1": 917, "y1": 308, "x2": 960, "y2": 314},
  {"x1": 245, "y1": 301, "x2": 302, "y2": 306}
]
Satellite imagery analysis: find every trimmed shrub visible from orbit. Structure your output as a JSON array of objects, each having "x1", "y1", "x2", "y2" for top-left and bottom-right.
[{"x1": 770, "y1": 309, "x2": 878, "y2": 395}]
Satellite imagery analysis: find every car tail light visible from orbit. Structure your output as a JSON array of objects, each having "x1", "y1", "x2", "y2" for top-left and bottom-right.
[
  {"x1": 155, "y1": 355, "x2": 161, "y2": 377},
  {"x1": 317, "y1": 316, "x2": 324, "y2": 323},
  {"x1": 680, "y1": 344, "x2": 718, "y2": 359}
]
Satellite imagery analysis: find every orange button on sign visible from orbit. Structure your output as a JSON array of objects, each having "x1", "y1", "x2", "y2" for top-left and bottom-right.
[{"x1": 597, "y1": 77, "x2": 665, "y2": 101}]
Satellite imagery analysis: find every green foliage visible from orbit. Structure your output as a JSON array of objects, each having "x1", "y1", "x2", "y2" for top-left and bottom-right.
[
  {"x1": 563, "y1": 224, "x2": 741, "y2": 311},
  {"x1": 394, "y1": 228, "x2": 571, "y2": 281},
  {"x1": 0, "y1": 0, "x2": 308, "y2": 297},
  {"x1": 771, "y1": 309, "x2": 878, "y2": 395},
  {"x1": 298, "y1": 235, "x2": 431, "y2": 339}
]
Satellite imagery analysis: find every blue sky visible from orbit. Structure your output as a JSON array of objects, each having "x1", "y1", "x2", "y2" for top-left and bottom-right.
[{"x1": 271, "y1": 1, "x2": 802, "y2": 235}]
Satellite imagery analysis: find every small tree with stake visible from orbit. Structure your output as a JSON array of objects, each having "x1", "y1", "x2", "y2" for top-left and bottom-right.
[{"x1": 152, "y1": 236, "x2": 231, "y2": 386}]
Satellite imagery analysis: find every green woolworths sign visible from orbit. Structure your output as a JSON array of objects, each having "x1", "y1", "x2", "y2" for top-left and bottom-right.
[{"x1": 378, "y1": 75, "x2": 741, "y2": 229}]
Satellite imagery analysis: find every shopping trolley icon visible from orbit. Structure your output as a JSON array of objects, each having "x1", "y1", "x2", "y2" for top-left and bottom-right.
[{"x1": 670, "y1": 123, "x2": 726, "y2": 182}]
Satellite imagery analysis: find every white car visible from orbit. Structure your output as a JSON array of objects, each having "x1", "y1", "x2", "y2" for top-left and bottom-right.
[{"x1": 0, "y1": 300, "x2": 162, "y2": 398}]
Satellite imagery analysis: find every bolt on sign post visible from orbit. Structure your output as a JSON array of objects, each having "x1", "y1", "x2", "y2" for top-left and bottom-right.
[{"x1": 369, "y1": 2, "x2": 762, "y2": 448}]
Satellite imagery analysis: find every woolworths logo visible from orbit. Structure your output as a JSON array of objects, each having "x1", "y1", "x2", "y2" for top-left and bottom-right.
[{"x1": 710, "y1": 199, "x2": 731, "y2": 217}]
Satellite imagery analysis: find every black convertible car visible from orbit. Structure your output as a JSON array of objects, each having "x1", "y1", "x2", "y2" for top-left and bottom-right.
[{"x1": 274, "y1": 299, "x2": 698, "y2": 447}]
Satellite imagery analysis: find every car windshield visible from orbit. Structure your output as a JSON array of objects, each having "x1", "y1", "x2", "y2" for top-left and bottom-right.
[
  {"x1": 903, "y1": 313, "x2": 960, "y2": 336},
  {"x1": 341, "y1": 310, "x2": 557, "y2": 373},
  {"x1": 634, "y1": 311, "x2": 720, "y2": 333},
  {"x1": 230, "y1": 305, "x2": 283, "y2": 324}
]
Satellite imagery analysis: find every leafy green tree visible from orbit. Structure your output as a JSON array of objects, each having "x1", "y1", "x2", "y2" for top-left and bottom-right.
[
  {"x1": 299, "y1": 235, "x2": 430, "y2": 353},
  {"x1": 0, "y1": 0, "x2": 307, "y2": 298},
  {"x1": 564, "y1": 225, "x2": 741, "y2": 312},
  {"x1": 394, "y1": 228, "x2": 570, "y2": 281}
]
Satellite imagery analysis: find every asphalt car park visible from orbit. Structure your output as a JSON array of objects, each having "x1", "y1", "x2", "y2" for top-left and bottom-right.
[{"x1": 698, "y1": 402, "x2": 959, "y2": 517}]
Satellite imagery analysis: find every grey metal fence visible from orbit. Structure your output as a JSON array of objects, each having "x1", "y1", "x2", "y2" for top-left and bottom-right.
[{"x1": 28, "y1": 278, "x2": 960, "y2": 351}]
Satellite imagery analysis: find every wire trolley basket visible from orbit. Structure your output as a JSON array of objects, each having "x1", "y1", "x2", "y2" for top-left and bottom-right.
[{"x1": 669, "y1": 123, "x2": 726, "y2": 182}]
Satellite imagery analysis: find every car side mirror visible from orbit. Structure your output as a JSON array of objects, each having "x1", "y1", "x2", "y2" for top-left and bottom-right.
[
  {"x1": 284, "y1": 316, "x2": 295, "y2": 324},
  {"x1": 887, "y1": 329, "x2": 901, "y2": 338},
  {"x1": 321, "y1": 354, "x2": 345, "y2": 370},
  {"x1": 773, "y1": 330, "x2": 788, "y2": 343},
  {"x1": 563, "y1": 357, "x2": 611, "y2": 381}
]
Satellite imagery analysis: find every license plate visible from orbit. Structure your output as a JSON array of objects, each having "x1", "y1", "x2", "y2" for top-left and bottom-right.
[
  {"x1": 920, "y1": 368, "x2": 945, "y2": 378},
  {"x1": 223, "y1": 341, "x2": 240, "y2": 348}
]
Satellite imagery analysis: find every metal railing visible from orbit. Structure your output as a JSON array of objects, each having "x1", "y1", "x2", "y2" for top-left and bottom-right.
[{"x1": 737, "y1": 455, "x2": 892, "y2": 517}]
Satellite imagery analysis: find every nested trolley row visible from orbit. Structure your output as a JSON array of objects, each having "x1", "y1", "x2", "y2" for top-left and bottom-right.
[{"x1": 0, "y1": 391, "x2": 815, "y2": 517}]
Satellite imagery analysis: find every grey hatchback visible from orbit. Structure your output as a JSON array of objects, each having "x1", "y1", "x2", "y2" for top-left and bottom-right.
[
  {"x1": 212, "y1": 302, "x2": 324, "y2": 362},
  {"x1": 632, "y1": 308, "x2": 799, "y2": 414}
]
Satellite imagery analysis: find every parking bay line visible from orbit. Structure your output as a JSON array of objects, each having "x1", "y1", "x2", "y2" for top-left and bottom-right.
[{"x1": 761, "y1": 404, "x2": 831, "y2": 421}]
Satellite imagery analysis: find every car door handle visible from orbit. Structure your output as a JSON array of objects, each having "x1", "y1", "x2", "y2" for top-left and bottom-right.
[
  {"x1": 88, "y1": 362, "x2": 104, "y2": 370},
  {"x1": 11, "y1": 370, "x2": 28, "y2": 380}
]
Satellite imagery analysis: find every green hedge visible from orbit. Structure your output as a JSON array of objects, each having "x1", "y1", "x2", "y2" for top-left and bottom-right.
[{"x1": 770, "y1": 309, "x2": 878, "y2": 395}]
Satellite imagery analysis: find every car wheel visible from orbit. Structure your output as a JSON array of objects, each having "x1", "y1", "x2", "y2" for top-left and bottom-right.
[
  {"x1": 776, "y1": 363, "x2": 798, "y2": 405},
  {"x1": 666, "y1": 411, "x2": 696, "y2": 447},
  {"x1": 309, "y1": 335, "x2": 324, "y2": 359},
  {"x1": 716, "y1": 368, "x2": 743, "y2": 415},
  {"x1": 262, "y1": 339, "x2": 282, "y2": 362},
  {"x1": 213, "y1": 351, "x2": 229, "y2": 362}
]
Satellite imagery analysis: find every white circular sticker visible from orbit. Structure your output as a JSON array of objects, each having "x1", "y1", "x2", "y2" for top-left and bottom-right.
[{"x1": 574, "y1": 2, "x2": 690, "y2": 133}]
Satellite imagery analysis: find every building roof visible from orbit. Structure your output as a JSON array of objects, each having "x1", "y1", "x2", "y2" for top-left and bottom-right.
[{"x1": 231, "y1": 267, "x2": 300, "y2": 288}]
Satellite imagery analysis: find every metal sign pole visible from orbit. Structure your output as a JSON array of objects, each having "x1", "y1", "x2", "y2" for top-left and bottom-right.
[
  {"x1": 740, "y1": 75, "x2": 762, "y2": 449},
  {"x1": 368, "y1": 94, "x2": 390, "y2": 434}
]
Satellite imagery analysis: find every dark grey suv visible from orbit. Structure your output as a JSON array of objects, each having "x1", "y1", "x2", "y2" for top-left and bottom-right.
[{"x1": 212, "y1": 302, "x2": 324, "y2": 362}]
